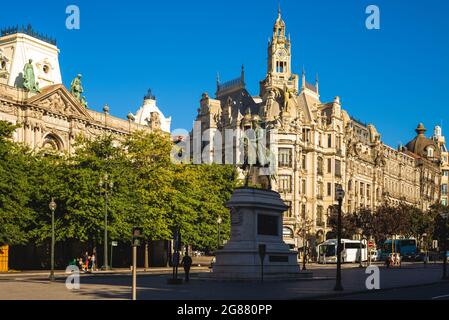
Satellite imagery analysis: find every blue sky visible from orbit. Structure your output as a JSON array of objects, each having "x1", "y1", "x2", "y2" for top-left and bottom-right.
[{"x1": 2, "y1": 0, "x2": 449, "y2": 147}]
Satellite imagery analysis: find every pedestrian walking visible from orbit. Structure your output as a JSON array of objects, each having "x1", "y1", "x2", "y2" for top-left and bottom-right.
[
  {"x1": 83, "y1": 251, "x2": 89, "y2": 271},
  {"x1": 78, "y1": 257, "x2": 84, "y2": 272},
  {"x1": 181, "y1": 253, "x2": 193, "y2": 282}
]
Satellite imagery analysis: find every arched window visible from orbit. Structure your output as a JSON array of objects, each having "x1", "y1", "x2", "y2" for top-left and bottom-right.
[
  {"x1": 42, "y1": 134, "x2": 63, "y2": 152},
  {"x1": 427, "y1": 147, "x2": 434, "y2": 158}
]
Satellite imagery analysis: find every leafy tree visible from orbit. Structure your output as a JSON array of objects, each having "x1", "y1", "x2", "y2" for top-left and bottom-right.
[
  {"x1": 0, "y1": 121, "x2": 35, "y2": 245},
  {"x1": 328, "y1": 206, "x2": 357, "y2": 239}
]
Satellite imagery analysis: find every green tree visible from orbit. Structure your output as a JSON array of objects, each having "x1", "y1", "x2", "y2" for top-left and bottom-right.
[{"x1": 0, "y1": 121, "x2": 35, "y2": 245}]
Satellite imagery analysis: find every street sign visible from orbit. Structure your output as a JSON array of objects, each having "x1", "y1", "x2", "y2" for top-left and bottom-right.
[
  {"x1": 111, "y1": 241, "x2": 118, "y2": 247},
  {"x1": 336, "y1": 185, "x2": 345, "y2": 201}
]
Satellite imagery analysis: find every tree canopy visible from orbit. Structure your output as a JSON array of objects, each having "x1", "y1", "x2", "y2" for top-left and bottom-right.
[{"x1": 0, "y1": 121, "x2": 237, "y2": 251}]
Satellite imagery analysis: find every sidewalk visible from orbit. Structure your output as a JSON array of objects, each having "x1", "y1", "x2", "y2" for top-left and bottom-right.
[
  {"x1": 0, "y1": 266, "x2": 210, "y2": 278},
  {"x1": 0, "y1": 263, "x2": 445, "y2": 300}
]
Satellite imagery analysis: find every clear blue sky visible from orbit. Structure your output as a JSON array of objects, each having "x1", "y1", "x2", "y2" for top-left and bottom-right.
[{"x1": 2, "y1": 0, "x2": 448, "y2": 147}]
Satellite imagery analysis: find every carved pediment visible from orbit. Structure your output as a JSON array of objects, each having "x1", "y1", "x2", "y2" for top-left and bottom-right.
[{"x1": 26, "y1": 84, "x2": 94, "y2": 121}]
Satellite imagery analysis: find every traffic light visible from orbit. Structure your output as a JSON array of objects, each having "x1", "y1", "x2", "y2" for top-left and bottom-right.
[{"x1": 132, "y1": 227, "x2": 143, "y2": 247}]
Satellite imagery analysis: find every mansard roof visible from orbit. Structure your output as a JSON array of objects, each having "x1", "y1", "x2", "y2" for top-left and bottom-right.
[
  {"x1": 405, "y1": 123, "x2": 441, "y2": 159},
  {"x1": 216, "y1": 87, "x2": 260, "y2": 117}
]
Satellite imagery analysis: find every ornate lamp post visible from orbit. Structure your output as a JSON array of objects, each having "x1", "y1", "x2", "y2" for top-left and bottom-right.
[
  {"x1": 99, "y1": 174, "x2": 114, "y2": 271},
  {"x1": 356, "y1": 228, "x2": 364, "y2": 268},
  {"x1": 217, "y1": 215, "x2": 222, "y2": 249},
  {"x1": 49, "y1": 198, "x2": 57, "y2": 281},
  {"x1": 334, "y1": 185, "x2": 345, "y2": 291},
  {"x1": 440, "y1": 212, "x2": 448, "y2": 280}
]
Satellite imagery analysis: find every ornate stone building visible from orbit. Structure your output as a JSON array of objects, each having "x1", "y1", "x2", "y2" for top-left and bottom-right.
[
  {"x1": 194, "y1": 10, "x2": 442, "y2": 249},
  {"x1": 0, "y1": 26, "x2": 171, "y2": 153},
  {"x1": 432, "y1": 126, "x2": 448, "y2": 206}
]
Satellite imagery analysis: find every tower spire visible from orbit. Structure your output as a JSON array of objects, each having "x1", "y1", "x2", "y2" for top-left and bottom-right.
[
  {"x1": 216, "y1": 72, "x2": 220, "y2": 93},
  {"x1": 302, "y1": 67, "x2": 306, "y2": 89}
]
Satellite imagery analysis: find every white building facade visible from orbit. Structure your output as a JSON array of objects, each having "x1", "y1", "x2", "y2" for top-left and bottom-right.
[{"x1": 0, "y1": 25, "x2": 171, "y2": 153}]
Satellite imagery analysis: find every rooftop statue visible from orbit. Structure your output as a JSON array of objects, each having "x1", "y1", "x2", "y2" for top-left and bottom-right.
[
  {"x1": 70, "y1": 74, "x2": 88, "y2": 108},
  {"x1": 23, "y1": 59, "x2": 40, "y2": 93}
]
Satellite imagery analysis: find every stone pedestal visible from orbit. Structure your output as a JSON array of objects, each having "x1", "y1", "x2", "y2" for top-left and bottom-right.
[{"x1": 206, "y1": 188, "x2": 308, "y2": 280}]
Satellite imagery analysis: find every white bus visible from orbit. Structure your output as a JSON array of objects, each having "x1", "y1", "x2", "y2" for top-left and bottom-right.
[{"x1": 317, "y1": 239, "x2": 368, "y2": 264}]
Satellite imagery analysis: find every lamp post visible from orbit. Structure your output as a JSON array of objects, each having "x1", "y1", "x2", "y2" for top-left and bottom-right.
[
  {"x1": 301, "y1": 197, "x2": 308, "y2": 271},
  {"x1": 99, "y1": 174, "x2": 113, "y2": 271},
  {"x1": 302, "y1": 220, "x2": 307, "y2": 271},
  {"x1": 422, "y1": 233, "x2": 428, "y2": 266},
  {"x1": 217, "y1": 215, "x2": 222, "y2": 249},
  {"x1": 440, "y1": 212, "x2": 448, "y2": 280},
  {"x1": 49, "y1": 198, "x2": 57, "y2": 281},
  {"x1": 334, "y1": 185, "x2": 345, "y2": 291},
  {"x1": 357, "y1": 228, "x2": 363, "y2": 268}
]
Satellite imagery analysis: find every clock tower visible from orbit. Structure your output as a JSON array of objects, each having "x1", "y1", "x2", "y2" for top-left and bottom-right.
[{"x1": 261, "y1": 7, "x2": 299, "y2": 96}]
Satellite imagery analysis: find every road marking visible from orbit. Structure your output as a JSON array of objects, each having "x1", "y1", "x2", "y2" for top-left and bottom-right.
[{"x1": 431, "y1": 294, "x2": 449, "y2": 300}]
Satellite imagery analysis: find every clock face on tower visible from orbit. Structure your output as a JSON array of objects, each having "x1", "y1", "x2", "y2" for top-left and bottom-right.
[{"x1": 277, "y1": 49, "x2": 287, "y2": 58}]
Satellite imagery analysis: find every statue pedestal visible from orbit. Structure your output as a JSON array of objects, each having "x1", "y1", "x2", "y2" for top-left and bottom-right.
[{"x1": 203, "y1": 188, "x2": 310, "y2": 280}]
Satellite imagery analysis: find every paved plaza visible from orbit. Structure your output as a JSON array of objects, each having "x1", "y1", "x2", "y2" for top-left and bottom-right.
[{"x1": 0, "y1": 263, "x2": 446, "y2": 300}]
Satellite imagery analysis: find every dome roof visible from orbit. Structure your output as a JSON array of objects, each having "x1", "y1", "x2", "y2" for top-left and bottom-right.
[
  {"x1": 133, "y1": 90, "x2": 171, "y2": 133},
  {"x1": 405, "y1": 123, "x2": 440, "y2": 159}
]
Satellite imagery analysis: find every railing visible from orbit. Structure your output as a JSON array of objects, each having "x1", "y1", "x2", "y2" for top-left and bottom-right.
[{"x1": 1, "y1": 25, "x2": 57, "y2": 46}]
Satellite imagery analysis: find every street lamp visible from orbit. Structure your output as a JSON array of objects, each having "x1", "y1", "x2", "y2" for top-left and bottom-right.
[
  {"x1": 334, "y1": 185, "x2": 345, "y2": 291},
  {"x1": 356, "y1": 228, "x2": 364, "y2": 268},
  {"x1": 422, "y1": 233, "x2": 428, "y2": 266},
  {"x1": 217, "y1": 215, "x2": 222, "y2": 249},
  {"x1": 49, "y1": 198, "x2": 57, "y2": 282},
  {"x1": 440, "y1": 212, "x2": 448, "y2": 280},
  {"x1": 99, "y1": 174, "x2": 114, "y2": 271},
  {"x1": 302, "y1": 217, "x2": 308, "y2": 271}
]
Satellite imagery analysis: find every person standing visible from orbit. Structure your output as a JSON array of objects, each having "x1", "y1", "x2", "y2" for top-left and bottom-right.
[
  {"x1": 91, "y1": 253, "x2": 96, "y2": 272},
  {"x1": 181, "y1": 253, "x2": 193, "y2": 282}
]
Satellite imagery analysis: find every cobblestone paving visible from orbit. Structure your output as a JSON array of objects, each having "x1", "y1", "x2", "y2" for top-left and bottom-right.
[{"x1": 0, "y1": 263, "x2": 444, "y2": 300}]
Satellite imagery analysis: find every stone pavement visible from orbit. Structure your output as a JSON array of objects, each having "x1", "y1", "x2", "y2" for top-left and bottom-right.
[
  {"x1": 0, "y1": 266, "x2": 210, "y2": 278},
  {"x1": 0, "y1": 263, "x2": 445, "y2": 300}
]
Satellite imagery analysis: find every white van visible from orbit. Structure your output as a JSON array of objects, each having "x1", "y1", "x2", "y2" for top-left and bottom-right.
[{"x1": 317, "y1": 239, "x2": 368, "y2": 264}]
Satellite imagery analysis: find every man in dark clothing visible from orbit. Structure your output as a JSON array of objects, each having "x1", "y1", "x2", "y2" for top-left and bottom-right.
[{"x1": 181, "y1": 253, "x2": 193, "y2": 282}]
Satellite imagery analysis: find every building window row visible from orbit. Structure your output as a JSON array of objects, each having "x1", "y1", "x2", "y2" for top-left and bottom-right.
[
  {"x1": 278, "y1": 175, "x2": 292, "y2": 193},
  {"x1": 278, "y1": 148, "x2": 292, "y2": 167}
]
